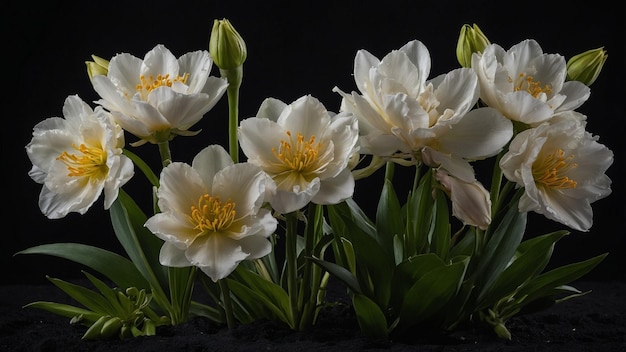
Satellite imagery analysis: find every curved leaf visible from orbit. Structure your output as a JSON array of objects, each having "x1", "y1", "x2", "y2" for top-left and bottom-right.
[{"x1": 353, "y1": 293, "x2": 388, "y2": 341}]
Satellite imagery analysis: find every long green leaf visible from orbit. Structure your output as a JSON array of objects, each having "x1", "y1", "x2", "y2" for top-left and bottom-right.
[
  {"x1": 110, "y1": 191, "x2": 168, "y2": 301},
  {"x1": 16, "y1": 243, "x2": 147, "y2": 290},
  {"x1": 23, "y1": 301, "x2": 101, "y2": 324},
  {"x1": 308, "y1": 257, "x2": 361, "y2": 294},
  {"x1": 353, "y1": 293, "x2": 388, "y2": 340},
  {"x1": 46, "y1": 277, "x2": 114, "y2": 315},
  {"x1": 376, "y1": 178, "x2": 404, "y2": 251}
]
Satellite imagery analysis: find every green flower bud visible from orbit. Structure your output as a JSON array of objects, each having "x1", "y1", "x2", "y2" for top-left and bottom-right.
[
  {"x1": 566, "y1": 47, "x2": 607, "y2": 86},
  {"x1": 456, "y1": 23, "x2": 490, "y2": 68},
  {"x1": 209, "y1": 18, "x2": 247, "y2": 70},
  {"x1": 85, "y1": 55, "x2": 109, "y2": 81}
]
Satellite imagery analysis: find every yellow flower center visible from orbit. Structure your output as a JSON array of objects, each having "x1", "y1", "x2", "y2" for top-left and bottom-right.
[
  {"x1": 135, "y1": 73, "x2": 190, "y2": 94},
  {"x1": 533, "y1": 149, "x2": 577, "y2": 189},
  {"x1": 57, "y1": 143, "x2": 108, "y2": 181},
  {"x1": 272, "y1": 131, "x2": 322, "y2": 175},
  {"x1": 511, "y1": 73, "x2": 552, "y2": 98},
  {"x1": 190, "y1": 195, "x2": 236, "y2": 233}
]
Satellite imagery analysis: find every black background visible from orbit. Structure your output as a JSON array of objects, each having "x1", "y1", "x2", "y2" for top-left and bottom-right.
[{"x1": 6, "y1": 0, "x2": 624, "y2": 285}]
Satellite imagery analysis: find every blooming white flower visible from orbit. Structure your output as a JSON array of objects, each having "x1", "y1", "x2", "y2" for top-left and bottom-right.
[
  {"x1": 238, "y1": 95, "x2": 359, "y2": 214},
  {"x1": 144, "y1": 145, "x2": 277, "y2": 282},
  {"x1": 499, "y1": 111, "x2": 613, "y2": 231},
  {"x1": 91, "y1": 44, "x2": 228, "y2": 145},
  {"x1": 26, "y1": 95, "x2": 134, "y2": 219},
  {"x1": 333, "y1": 39, "x2": 513, "y2": 167},
  {"x1": 472, "y1": 39, "x2": 591, "y2": 126}
]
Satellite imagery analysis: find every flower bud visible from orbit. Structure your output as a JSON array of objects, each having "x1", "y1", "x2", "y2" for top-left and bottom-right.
[
  {"x1": 85, "y1": 55, "x2": 109, "y2": 81},
  {"x1": 456, "y1": 23, "x2": 490, "y2": 68},
  {"x1": 566, "y1": 47, "x2": 607, "y2": 86},
  {"x1": 209, "y1": 18, "x2": 247, "y2": 70}
]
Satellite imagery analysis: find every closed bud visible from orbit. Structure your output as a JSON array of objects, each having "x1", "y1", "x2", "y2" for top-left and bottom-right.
[
  {"x1": 209, "y1": 18, "x2": 247, "y2": 70},
  {"x1": 456, "y1": 23, "x2": 490, "y2": 68},
  {"x1": 566, "y1": 47, "x2": 607, "y2": 86},
  {"x1": 85, "y1": 55, "x2": 109, "y2": 81}
]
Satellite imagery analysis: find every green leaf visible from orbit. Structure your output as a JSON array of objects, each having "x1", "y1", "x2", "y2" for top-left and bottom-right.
[
  {"x1": 46, "y1": 276, "x2": 114, "y2": 314},
  {"x1": 23, "y1": 301, "x2": 101, "y2": 324},
  {"x1": 110, "y1": 191, "x2": 168, "y2": 302},
  {"x1": 477, "y1": 230, "x2": 569, "y2": 308},
  {"x1": 308, "y1": 257, "x2": 361, "y2": 293},
  {"x1": 353, "y1": 293, "x2": 388, "y2": 340},
  {"x1": 376, "y1": 178, "x2": 404, "y2": 251},
  {"x1": 516, "y1": 253, "x2": 608, "y2": 303},
  {"x1": 430, "y1": 188, "x2": 451, "y2": 260},
  {"x1": 396, "y1": 257, "x2": 468, "y2": 332},
  {"x1": 472, "y1": 196, "x2": 527, "y2": 300},
  {"x1": 15, "y1": 243, "x2": 148, "y2": 290}
]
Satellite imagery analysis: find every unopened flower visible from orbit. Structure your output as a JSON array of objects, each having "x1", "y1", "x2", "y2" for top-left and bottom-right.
[
  {"x1": 209, "y1": 18, "x2": 247, "y2": 71},
  {"x1": 499, "y1": 111, "x2": 613, "y2": 231},
  {"x1": 26, "y1": 95, "x2": 134, "y2": 219},
  {"x1": 85, "y1": 55, "x2": 109, "y2": 81},
  {"x1": 472, "y1": 39, "x2": 591, "y2": 126},
  {"x1": 144, "y1": 145, "x2": 277, "y2": 282},
  {"x1": 90, "y1": 44, "x2": 228, "y2": 145},
  {"x1": 566, "y1": 47, "x2": 607, "y2": 86},
  {"x1": 456, "y1": 23, "x2": 490, "y2": 68},
  {"x1": 238, "y1": 95, "x2": 359, "y2": 214},
  {"x1": 434, "y1": 169, "x2": 491, "y2": 230}
]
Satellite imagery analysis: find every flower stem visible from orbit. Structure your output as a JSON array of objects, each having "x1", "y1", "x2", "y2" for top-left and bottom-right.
[
  {"x1": 218, "y1": 278, "x2": 235, "y2": 329},
  {"x1": 285, "y1": 211, "x2": 300, "y2": 329},
  {"x1": 157, "y1": 141, "x2": 172, "y2": 167},
  {"x1": 220, "y1": 66, "x2": 243, "y2": 163}
]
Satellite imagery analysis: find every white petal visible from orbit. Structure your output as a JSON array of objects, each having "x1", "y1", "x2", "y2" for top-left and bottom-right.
[
  {"x1": 191, "y1": 145, "x2": 234, "y2": 193},
  {"x1": 312, "y1": 168, "x2": 355, "y2": 205}
]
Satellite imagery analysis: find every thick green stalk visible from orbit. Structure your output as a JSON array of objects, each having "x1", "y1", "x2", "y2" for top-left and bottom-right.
[
  {"x1": 285, "y1": 211, "x2": 300, "y2": 328},
  {"x1": 220, "y1": 66, "x2": 243, "y2": 163},
  {"x1": 298, "y1": 203, "x2": 324, "y2": 330}
]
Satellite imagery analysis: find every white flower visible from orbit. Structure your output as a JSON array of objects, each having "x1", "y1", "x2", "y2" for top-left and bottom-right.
[
  {"x1": 499, "y1": 111, "x2": 613, "y2": 231},
  {"x1": 26, "y1": 95, "x2": 134, "y2": 219},
  {"x1": 91, "y1": 44, "x2": 228, "y2": 145},
  {"x1": 238, "y1": 95, "x2": 359, "y2": 214},
  {"x1": 472, "y1": 39, "x2": 591, "y2": 126},
  {"x1": 333, "y1": 39, "x2": 512, "y2": 167},
  {"x1": 144, "y1": 145, "x2": 277, "y2": 282}
]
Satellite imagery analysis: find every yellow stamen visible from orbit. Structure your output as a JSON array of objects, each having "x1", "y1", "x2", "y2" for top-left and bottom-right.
[
  {"x1": 533, "y1": 149, "x2": 577, "y2": 189},
  {"x1": 510, "y1": 73, "x2": 552, "y2": 98},
  {"x1": 272, "y1": 131, "x2": 321, "y2": 174},
  {"x1": 57, "y1": 144, "x2": 108, "y2": 181},
  {"x1": 135, "y1": 72, "x2": 190, "y2": 93},
  {"x1": 189, "y1": 195, "x2": 236, "y2": 233}
]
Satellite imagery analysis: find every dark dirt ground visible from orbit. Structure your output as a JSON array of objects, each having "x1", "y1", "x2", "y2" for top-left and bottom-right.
[{"x1": 1, "y1": 279, "x2": 624, "y2": 352}]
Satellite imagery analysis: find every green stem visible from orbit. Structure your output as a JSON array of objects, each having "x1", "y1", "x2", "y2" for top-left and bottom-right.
[
  {"x1": 298, "y1": 203, "x2": 324, "y2": 330},
  {"x1": 489, "y1": 151, "x2": 505, "y2": 216},
  {"x1": 157, "y1": 141, "x2": 172, "y2": 167},
  {"x1": 285, "y1": 211, "x2": 300, "y2": 328},
  {"x1": 384, "y1": 161, "x2": 395, "y2": 181},
  {"x1": 219, "y1": 279, "x2": 235, "y2": 329},
  {"x1": 220, "y1": 66, "x2": 243, "y2": 163}
]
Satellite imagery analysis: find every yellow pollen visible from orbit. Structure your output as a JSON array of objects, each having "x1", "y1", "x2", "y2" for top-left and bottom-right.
[
  {"x1": 189, "y1": 195, "x2": 236, "y2": 233},
  {"x1": 56, "y1": 143, "x2": 108, "y2": 180},
  {"x1": 510, "y1": 73, "x2": 552, "y2": 98},
  {"x1": 135, "y1": 72, "x2": 190, "y2": 93},
  {"x1": 533, "y1": 149, "x2": 578, "y2": 189},
  {"x1": 272, "y1": 131, "x2": 321, "y2": 173}
]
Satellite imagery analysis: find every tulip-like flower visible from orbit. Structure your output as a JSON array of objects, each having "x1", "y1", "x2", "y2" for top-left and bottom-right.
[
  {"x1": 85, "y1": 55, "x2": 109, "y2": 81},
  {"x1": 472, "y1": 39, "x2": 591, "y2": 126},
  {"x1": 456, "y1": 23, "x2": 490, "y2": 68},
  {"x1": 499, "y1": 111, "x2": 613, "y2": 232},
  {"x1": 209, "y1": 18, "x2": 247, "y2": 72},
  {"x1": 26, "y1": 95, "x2": 134, "y2": 219},
  {"x1": 144, "y1": 145, "x2": 277, "y2": 282},
  {"x1": 566, "y1": 47, "x2": 607, "y2": 86},
  {"x1": 90, "y1": 44, "x2": 228, "y2": 145},
  {"x1": 238, "y1": 95, "x2": 359, "y2": 214}
]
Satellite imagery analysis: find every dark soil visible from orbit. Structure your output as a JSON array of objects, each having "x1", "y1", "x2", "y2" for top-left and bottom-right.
[{"x1": 1, "y1": 280, "x2": 624, "y2": 352}]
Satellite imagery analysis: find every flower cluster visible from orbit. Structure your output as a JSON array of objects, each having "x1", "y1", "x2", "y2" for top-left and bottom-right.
[{"x1": 22, "y1": 21, "x2": 612, "y2": 341}]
